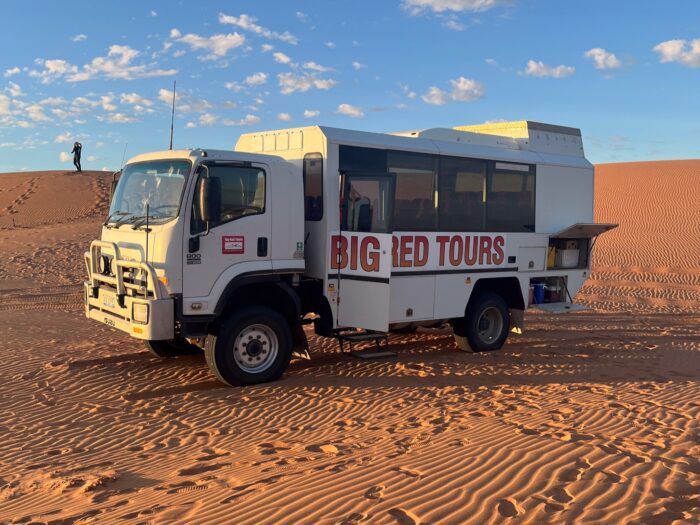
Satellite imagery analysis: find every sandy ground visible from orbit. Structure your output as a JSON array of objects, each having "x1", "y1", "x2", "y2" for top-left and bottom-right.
[{"x1": 0, "y1": 164, "x2": 698, "y2": 524}]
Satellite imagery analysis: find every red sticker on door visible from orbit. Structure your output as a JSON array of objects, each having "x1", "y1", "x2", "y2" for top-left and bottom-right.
[{"x1": 222, "y1": 235, "x2": 245, "y2": 254}]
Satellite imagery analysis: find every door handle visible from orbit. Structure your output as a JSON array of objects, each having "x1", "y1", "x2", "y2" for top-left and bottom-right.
[{"x1": 257, "y1": 237, "x2": 268, "y2": 257}]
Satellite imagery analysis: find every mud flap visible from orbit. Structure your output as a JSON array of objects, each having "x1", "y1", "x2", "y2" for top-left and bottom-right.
[{"x1": 509, "y1": 308, "x2": 524, "y2": 335}]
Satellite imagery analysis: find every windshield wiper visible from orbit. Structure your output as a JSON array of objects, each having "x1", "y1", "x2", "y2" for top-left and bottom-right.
[
  {"x1": 103, "y1": 210, "x2": 129, "y2": 227},
  {"x1": 131, "y1": 214, "x2": 162, "y2": 230}
]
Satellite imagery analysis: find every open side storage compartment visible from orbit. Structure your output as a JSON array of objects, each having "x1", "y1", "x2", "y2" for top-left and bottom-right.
[{"x1": 546, "y1": 223, "x2": 618, "y2": 270}]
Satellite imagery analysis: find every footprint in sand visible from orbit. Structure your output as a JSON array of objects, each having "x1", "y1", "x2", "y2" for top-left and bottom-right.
[
  {"x1": 497, "y1": 498, "x2": 524, "y2": 518},
  {"x1": 388, "y1": 507, "x2": 421, "y2": 525},
  {"x1": 177, "y1": 462, "x2": 230, "y2": 476},
  {"x1": 558, "y1": 457, "x2": 592, "y2": 482},
  {"x1": 340, "y1": 512, "x2": 368, "y2": 525},
  {"x1": 364, "y1": 484, "x2": 385, "y2": 500},
  {"x1": 393, "y1": 466, "x2": 422, "y2": 478}
]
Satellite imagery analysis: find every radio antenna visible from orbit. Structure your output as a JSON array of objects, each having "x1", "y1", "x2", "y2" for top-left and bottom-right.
[
  {"x1": 120, "y1": 142, "x2": 128, "y2": 169},
  {"x1": 169, "y1": 80, "x2": 176, "y2": 150}
]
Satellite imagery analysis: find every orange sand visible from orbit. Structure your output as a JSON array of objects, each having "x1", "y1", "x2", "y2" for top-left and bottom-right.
[{"x1": 0, "y1": 164, "x2": 698, "y2": 524}]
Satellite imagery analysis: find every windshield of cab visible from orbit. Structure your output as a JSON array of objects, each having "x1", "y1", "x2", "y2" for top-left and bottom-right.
[{"x1": 107, "y1": 160, "x2": 191, "y2": 226}]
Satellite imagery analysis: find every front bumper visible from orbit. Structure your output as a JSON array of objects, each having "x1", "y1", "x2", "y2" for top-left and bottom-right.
[
  {"x1": 84, "y1": 240, "x2": 174, "y2": 341},
  {"x1": 84, "y1": 283, "x2": 174, "y2": 340}
]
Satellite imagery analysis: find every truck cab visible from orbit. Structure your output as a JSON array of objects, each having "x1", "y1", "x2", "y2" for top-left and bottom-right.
[{"x1": 84, "y1": 149, "x2": 306, "y2": 385}]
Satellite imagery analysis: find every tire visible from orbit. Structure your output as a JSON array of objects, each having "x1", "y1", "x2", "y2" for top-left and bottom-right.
[
  {"x1": 145, "y1": 338, "x2": 201, "y2": 358},
  {"x1": 204, "y1": 306, "x2": 293, "y2": 386},
  {"x1": 455, "y1": 292, "x2": 510, "y2": 352}
]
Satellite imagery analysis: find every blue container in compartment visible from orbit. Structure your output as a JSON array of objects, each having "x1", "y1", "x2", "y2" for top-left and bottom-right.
[{"x1": 532, "y1": 283, "x2": 545, "y2": 304}]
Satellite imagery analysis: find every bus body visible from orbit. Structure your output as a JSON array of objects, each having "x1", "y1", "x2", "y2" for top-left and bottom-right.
[{"x1": 84, "y1": 121, "x2": 616, "y2": 386}]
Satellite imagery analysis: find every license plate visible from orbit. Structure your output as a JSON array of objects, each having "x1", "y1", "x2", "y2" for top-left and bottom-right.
[{"x1": 102, "y1": 294, "x2": 116, "y2": 308}]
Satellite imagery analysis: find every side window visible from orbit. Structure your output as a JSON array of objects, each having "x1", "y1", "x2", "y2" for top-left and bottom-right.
[
  {"x1": 486, "y1": 162, "x2": 535, "y2": 232},
  {"x1": 388, "y1": 151, "x2": 438, "y2": 231},
  {"x1": 438, "y1": 156, "x2": 487, "y2": 231},
  {"x1": 303, "y1": 153, "x2": 323, "y2": 221},
  {"x1": 342, "y1": 177, "x2": 393, "y2": 233},
  {"x1": 191, "y1": 165, "x2": 266, "y2": 234}
]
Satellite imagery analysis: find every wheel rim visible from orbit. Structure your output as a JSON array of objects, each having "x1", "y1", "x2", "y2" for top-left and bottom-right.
[
  {"x1": 477, "y1": 306, "x2": 503, "y2": 343},
  {"x1": 232, "y1": 323, "x2": 279, "y2": 374}
]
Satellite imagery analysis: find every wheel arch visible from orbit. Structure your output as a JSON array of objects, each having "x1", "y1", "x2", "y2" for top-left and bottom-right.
[
  {"x1": 214, "y1": 274, "x2": 306, "y2": 351},
  {"x1": 467, "y1": 276, "x2": 525, "y2": 313}
]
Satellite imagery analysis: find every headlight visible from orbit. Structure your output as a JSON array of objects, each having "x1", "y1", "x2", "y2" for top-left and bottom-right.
[
  {"x1": 97, "y1": 254, "x2": 113, "y2": 276},
  {"x1": 132, "y1": 303, "x2": 149, "y2": 324}
]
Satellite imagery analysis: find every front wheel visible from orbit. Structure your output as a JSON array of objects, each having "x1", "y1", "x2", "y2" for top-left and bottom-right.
[
  {"x1": 145, "y1": 338, "x2": 201, "y2": 358},
  {"x1": 453, "y1": 292, "x2": 510, "y2": 352},
  {"x1": 204, "y1": 306, "x2": 293, "y2": 386}
]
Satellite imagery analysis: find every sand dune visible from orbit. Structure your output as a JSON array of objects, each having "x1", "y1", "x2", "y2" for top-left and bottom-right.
[{"x1": 0, "y1": 163, "x2": 699, "y2": 524}]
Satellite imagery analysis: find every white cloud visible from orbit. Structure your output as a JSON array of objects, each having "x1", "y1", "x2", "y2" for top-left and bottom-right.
[
  {"x1": 29, "y1": 59, "x2": 78, "y2": 83},
  {"x1": 4, "y1": 67, "x2": 21, "y2": 77},
  {"x1": 523, "y1": 60, "x2": 575, "y2": 78},
  {"x1": 120, "y1": 92, "x2": 153, "y2": 106},
  {"x1": 224, "y1": 81, "x2": 243, "y2": 92},
  {"x1": 336, "y1": 103, "x2": 364, "y2": 118},
  {"x1": 584, "y1": 48, "x2": 621, "y2": 70},
  {"x1": 244, "y1": 72, "x2": 268, "y2": 86},
  {"x1": 59, "y1": 151, "x2": 71, "y2": 163},
  {"x1": 198, "y1": 113, "x2": 219, "y2": 126},
  {"x1": 71, "y1": 34, "x2": 87, "y2": 42},
  {"x1": 222, "y1": 114, "x2": 261, "y2": 126},
  {"x1": 296, "y1": 12, "x2": 308, "y2": 23},
  {"x1": 55, "y1": 132, "x2": 73, "y2": 143},
  {"x1": 304, "y1": 109, "x2": 320, "y2": 118},
  {"x1": 0, "y1": 94, "x2": 11, "y2": 115},
  {"x1": 173, "y1": 31, "x2": 246, "y2": 58},
  {"x1": 303, "y1": 62, "x2": 333, "y2": 72},
  {"x1": 31, "y1": 46, "x2": 177, "y2": 83},
  {"x1": 278, "y1": 72, "x2": 337, "y2": 94},
  {"x1": 352, "y1": 61, "x2": 366, "y2": 70},
  {"x1": 100, "y1": 95, "x2": 117, "y2": 111},
  {"x1": 443, "y1": 19, "x2": 465, "y2": 31},
  {"x1": 219, "y1": 13, "x2": 298, "y2": 45},
  {"x1": 105, "y1": 113, "x2": 138, "y2": 123},
  {"x1": 449, "y1": 76, "x2": 485, "y2": 101},
  {"x1": 422, "y1": 76, "x2": 484, "y2": 105},
  {"x1": 186, "y1": 121, "x2": 197, "y2": 128},
  {"x1": 484, "y1": 58, "x2": 498, "y2": 66},
  {"x1": 653, "y1": 38, "x2": 700, "y2": 68},
  {"x1": 157, "y1": 89, "x2": 212, "y2": 113},
  {"x1": 325, "y1": 42, "x2": 336, "y2": 49},
  {"x1": 402, "y1": 0, "x2": 506, "y2": 14},
  {"x1": 6, "y1": 82, "x2": 24, "y2": 97},
  {"x1": 273, "y1": 52, "x2": 291, "y2": 64},
  {"x1": 422, "y1": 86, "x2": 449, "y2": 105},
  {"x1": 399, "y1": 83, "x2": 417, "y2": 99},
  {"x1": 261, "y1": 44, "x2": 274, "y2": 53},
  {"x1": 149, "y1": 10, "x2": 158, "y2": 17},
  {"x1": 277, "y1": 112, "x2": 292, "y2": 121}
]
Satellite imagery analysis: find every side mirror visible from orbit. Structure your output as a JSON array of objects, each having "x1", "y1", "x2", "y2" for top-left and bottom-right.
[
  {"x1": 109, "y1": 171, "x2": 120, "y2": 203},
  {"x1": 198, "y1": 176, "x2": 221, "y2": 223}
]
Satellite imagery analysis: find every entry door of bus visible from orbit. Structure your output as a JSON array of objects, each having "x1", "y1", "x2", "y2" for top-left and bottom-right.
[{"x1": 334, "y1": 172, "x2": 394, "y2": 332}]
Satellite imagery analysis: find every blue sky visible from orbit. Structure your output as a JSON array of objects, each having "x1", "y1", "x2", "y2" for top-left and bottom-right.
[{"x1": 1, "y1": 0, "x2": 698, "y2": 171}]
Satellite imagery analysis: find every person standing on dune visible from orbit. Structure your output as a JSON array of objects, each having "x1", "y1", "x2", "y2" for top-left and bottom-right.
[{"x1": 71, "y1": 141, "x2": 82, "y2": 172}]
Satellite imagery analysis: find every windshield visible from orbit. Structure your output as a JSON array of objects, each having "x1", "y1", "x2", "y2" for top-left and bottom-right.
[{"x1": 108, "y1": 160, "x2": 191, "y2": 225}]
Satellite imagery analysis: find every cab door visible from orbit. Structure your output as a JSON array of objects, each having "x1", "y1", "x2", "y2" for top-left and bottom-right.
[
  {"x1": 332, "y1": 172, "x2": 394, "y2": 332},
  {"x1": 182, "y1": 162, "x2": 271, "y2": 310}
]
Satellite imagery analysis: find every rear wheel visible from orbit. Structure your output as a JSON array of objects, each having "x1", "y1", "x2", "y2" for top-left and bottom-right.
[
  {"x1": 145, "y1": 338, "x2": 201, "y2": 358},
  {"x1": 204, "y1": 306, "x2": 293, "y2": 386},
  {"x1": 454, "y1": 292, "x2": 510, "y2": 352}
]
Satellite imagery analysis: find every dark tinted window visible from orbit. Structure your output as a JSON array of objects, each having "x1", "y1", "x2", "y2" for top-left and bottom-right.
[
  {"x1": 303, "y1": 153, "x2": 323, "y2": 221},
  {"x1": 339, "y1": 145, "x2": 387, "y2": 173},
  {"x1": 486, "y1": 162, "x2": 535, "y2": 232},
  {"x1": 389, "y1": 151, "x2": 438, "y2": 231},
  {"x1": 438, "y1": 157, "x2": 487, "y2": 231},
  {"x1": 191, "y1": 165, "x2": 265, "y2": 234}
]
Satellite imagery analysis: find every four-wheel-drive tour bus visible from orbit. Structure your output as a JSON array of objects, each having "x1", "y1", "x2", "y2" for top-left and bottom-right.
[{"x1": 84, "y1": 121, "x2": 616, "y2": 386}]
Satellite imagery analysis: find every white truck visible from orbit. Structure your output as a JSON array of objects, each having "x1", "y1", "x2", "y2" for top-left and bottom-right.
[{"x1": 84, "y1": 121, "x2": 616, "y2": 386}]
